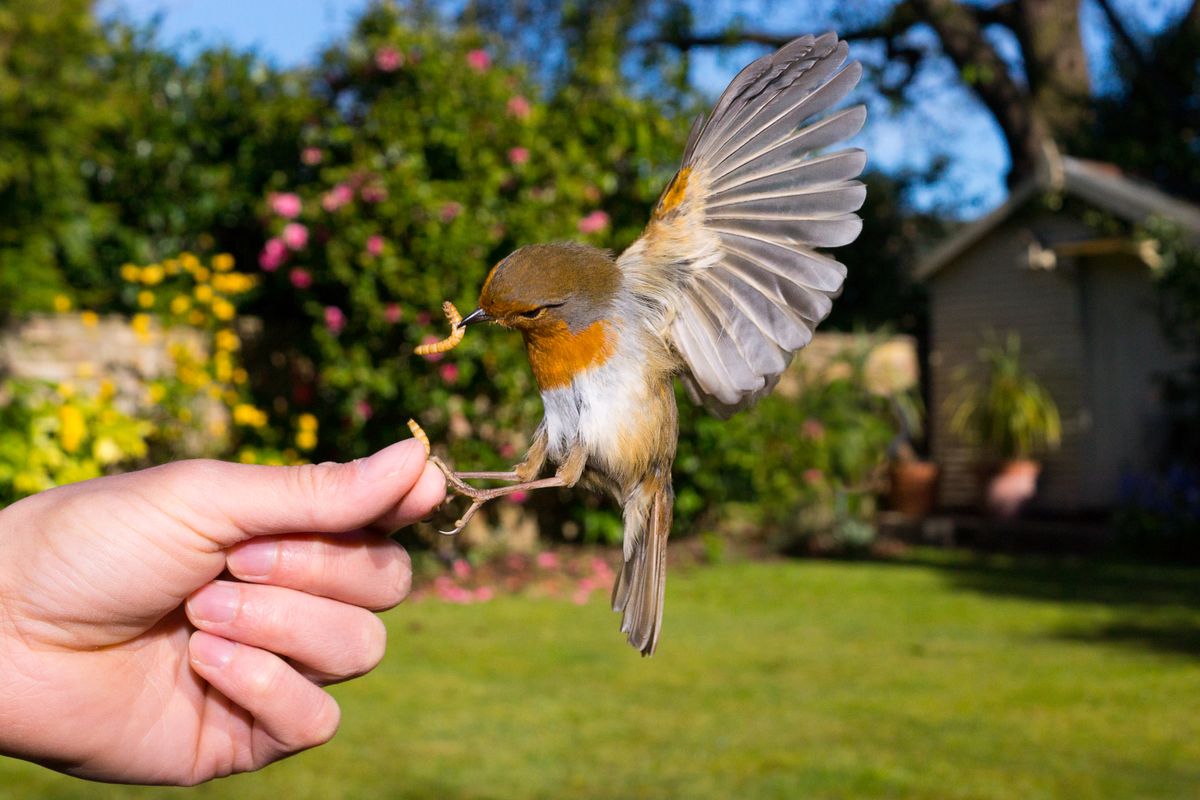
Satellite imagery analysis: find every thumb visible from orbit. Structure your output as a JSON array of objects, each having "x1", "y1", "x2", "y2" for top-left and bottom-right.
[{"x1": 161, "y1": 439, "x2": 431, "y2": 546}]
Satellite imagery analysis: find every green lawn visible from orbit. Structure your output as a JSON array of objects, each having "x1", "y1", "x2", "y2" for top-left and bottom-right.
[{"x1": 4, "y1": 551, "x2": 1200, "y2": 799}]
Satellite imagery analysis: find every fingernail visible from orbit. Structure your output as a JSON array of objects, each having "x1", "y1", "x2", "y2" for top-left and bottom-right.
[
  {"x1": 188, "y1": 582, "x2": 240, "y2": 625},
  {"x1": 228, "y1": 539, "x2": 278, "y2": 578},
  {"x1": 359, "y1": 439, "x2": 421, "y2": 482},
  {"x1": 191, "y1": 632, "x2": 237, "y2": 669}
]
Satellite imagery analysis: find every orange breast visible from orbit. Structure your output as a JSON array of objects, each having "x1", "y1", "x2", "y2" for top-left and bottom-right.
[{"x1": 525, "y1": 319, "x2": 615, "y2": 391}]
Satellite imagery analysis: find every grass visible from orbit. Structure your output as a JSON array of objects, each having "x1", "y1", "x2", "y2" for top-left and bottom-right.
[{"x1": 4, "y1": 550, "x2": 1200, "y2": 799}]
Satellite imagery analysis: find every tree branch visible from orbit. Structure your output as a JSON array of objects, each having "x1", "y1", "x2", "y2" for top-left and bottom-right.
[
  {"x1": 1094, "y1": 0, "x2": 1149, "y2": 71},
  {"x1": 652, "y1": 1, "x2": 922, "y2": 50},
  {"x1": 908, "y1": 0, "x2": 1045, "y2": 184}
]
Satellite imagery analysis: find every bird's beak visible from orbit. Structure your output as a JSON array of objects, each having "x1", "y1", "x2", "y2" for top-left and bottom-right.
[{"x1": 458, "y1": 308, "x2": 493, "y2": 329}]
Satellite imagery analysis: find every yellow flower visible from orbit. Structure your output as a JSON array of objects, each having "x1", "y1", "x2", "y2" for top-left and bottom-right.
[
  {"x1": 137, "y1": 290, "x2": 155, "y2": 308},
  {"x1": 295, "y1": 429, "x2": 317, "y2": 451},
  {"x1": 147, "y1": 383, "x2": 166, "y2": 403},
  {"x1": 193, "y1": 266, "x2": 211, "y2": 283},
  {"x1": 223, "y1": 389, "x2": 240, "y2": 405},
  {"x1": 233, "y1": 404, "x2": 268, "y2": 428},
  {"x1": 93, "y1": 437, "x2": 123, "y2": 465},
  {"x1": 57, "y1": 382, "x2": 76, "y2": 399},
  {"x1": 98, "y1": 379, "x2": 115, "y2": 400},
  {"x1": 298, "y1": 413, "x2": 318, "y2": 431},
  {"x1": 206, "y1": 385, "x2": 223, "y2": 400},
  {"x1": 59, "y1": 406, "x2": 86, "y2": 454},
  {"x1": 53, "y1": 294, "x2": 72, "y2": 312},
  {"x1": 232, "y1": 367, "x2": 248, "y2": 385},
  {"x1": 170, "y1": 295, "x2": 191, "y2": 315},
  {"x1": 238, "y1": 449, "x2": 258, "y2": 464},
  {"x1": 131, "y1": 313, "x2": 153, "y2": 342},
  {"x1": 187, "y1": 309, "x2": 205, "y2": 326},
  {"x1": 213, "y1": 253, "x2": 235, "y2": 272},
  {"x1": 80, "y1": 311, "x2": 99, "y2": 327},
  {"x1": 194, "y1": 285, "x2": 214, "y2": 304},
  {"x1": 120, "y1": 263, "x2": 140, "y2": 282},
  {"x1": 212, "y1": 299, "x2": 235, "y2": 321},
  {"x1": 180, "y1": 252, "x2": 201, "y2": 272},
  {"x1": 215, "y1": 329, "x2": 240, "y2": 352},
  {"x1": 214, "y1": 353, "x2": 233, "y2": 382},
  {"x1": 75, "y1": 362, "x2": 95, "y2": 379},
  {"x1": 140, "y1": 265, "x2": 164, "y2": 285},
  {"x1": 163, "y1": 258, "x2": 179, "y2": 276},
  {"x1": 208, "y1": 419, "x2": 228, "y2": 438},
  {"x1": 178, "y1": 407, "x2": 193, "y2": 424}
]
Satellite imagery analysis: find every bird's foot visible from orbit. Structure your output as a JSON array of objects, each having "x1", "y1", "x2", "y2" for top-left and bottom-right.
[{"x1": 428, "y1": 456, "x2": 564, "y2": 536}]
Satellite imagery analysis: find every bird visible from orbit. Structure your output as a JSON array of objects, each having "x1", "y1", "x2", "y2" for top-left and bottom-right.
[{"x1": 436, "y1": 33, "x2": 866, "y2": 656}]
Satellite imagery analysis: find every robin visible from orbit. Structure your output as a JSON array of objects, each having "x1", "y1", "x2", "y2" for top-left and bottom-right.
[{"x1": 439, "y1": 33, "x2": 865, "y2": 655}]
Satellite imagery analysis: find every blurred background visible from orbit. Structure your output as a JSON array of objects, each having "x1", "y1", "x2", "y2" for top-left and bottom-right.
[{"x1": 2, "y1": 0, "x2": 1199, "y2": 797}]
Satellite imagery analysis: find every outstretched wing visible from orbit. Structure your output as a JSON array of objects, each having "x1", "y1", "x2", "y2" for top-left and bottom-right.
[{"x1": 618, "y1": 33, "x2": 866, "y2": 417}]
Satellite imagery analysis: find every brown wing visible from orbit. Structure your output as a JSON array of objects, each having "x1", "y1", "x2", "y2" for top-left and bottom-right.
[{"x1": 617, "y1": 33, "x2": 866, "y2": 417}]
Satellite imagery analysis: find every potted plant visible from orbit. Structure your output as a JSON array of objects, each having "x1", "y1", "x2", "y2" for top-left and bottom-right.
[
  {"x1": 948, "y1": 332, "x2": 1061, "y2": 518},
  {"x1": 863, "y1": 337, "x2": 940, "y2": 518}
]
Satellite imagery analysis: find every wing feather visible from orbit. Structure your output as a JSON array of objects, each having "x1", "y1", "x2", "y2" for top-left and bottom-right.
[{"x1": 616, "y1": 33, "x2": 865, "y2": 416}]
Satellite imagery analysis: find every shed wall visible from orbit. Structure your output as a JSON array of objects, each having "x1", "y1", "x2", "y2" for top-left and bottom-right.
[{"x1": 928, "y1": 213, "x2": 1093, "y2": 511}]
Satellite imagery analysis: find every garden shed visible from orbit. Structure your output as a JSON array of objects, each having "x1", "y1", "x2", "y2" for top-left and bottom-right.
[{"x1": 916, "y1": 152, "x2": 1200, "y2": 512}]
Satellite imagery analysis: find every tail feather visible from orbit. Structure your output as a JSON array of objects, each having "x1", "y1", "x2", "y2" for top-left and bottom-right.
[{"x1": 611, "y1": 478, "x2": 673, "y2": 656}]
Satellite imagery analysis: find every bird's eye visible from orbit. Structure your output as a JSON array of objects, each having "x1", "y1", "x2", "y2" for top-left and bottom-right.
[{"x1": 518, "y1": 307, "x2": 546, "y2": 320}]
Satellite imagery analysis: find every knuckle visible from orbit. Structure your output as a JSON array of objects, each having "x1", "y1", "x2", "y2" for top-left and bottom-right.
[
  {"x1": 243, "y1": 653, "x2": 290, "y2": 699},
  {"x1": 345, "y1": 612, "x2": 387, "y2": 676},
  {"x1": 307, "y1": 698, "x2": 341, "y2": 747},
  {"x1": 392, "y1": 546, "x2": 413, "y2": 604}
]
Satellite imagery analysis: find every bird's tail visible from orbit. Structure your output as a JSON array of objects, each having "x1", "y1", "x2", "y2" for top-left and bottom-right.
[{"x1": 611, "y1": 474, "x2": 673, "y2": 656}]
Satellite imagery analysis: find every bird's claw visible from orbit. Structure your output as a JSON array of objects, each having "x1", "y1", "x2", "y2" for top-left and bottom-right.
[{"x1": 429, "y1": 457, "x2": 496, "y2": 535}]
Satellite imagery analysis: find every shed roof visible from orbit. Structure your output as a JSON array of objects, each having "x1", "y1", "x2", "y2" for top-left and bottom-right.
[{"x1": 915, "y1": 154, "x2": 1200, "y2": 281}]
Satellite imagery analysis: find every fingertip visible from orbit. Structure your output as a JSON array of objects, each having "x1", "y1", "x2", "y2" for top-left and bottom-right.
[
  {"x1": 358, "y1": 439, "x2": 428, "y2": 488},
  {"x1": 371, "y1": 463, "x2": 448, "y2": 533}
]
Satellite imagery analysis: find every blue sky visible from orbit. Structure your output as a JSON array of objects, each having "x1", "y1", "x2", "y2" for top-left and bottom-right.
[{"x1": 97, "y1": 0, "x2": 1191, "y2": 218}]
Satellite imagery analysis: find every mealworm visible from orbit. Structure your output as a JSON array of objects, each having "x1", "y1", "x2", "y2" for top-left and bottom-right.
[
  {"x1": 407, "y1": 418, "x2": 431, "y2": 457},
  {"x1": 414, "y1": 301, "x2": 465, "y2": 355}
]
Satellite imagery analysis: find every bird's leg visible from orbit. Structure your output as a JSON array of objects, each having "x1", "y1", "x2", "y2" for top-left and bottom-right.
[
  {"x1": 434, "y1": 442, "x2": 585, "y2": 536},
  {"x1": 453, "y1": 470, "x2": 523, "y2": 481}
]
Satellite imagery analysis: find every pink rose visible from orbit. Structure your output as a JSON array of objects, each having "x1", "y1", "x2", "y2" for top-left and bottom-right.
[
  {"x1": 572, "y1": 588, "x2": 591, "y2": 606},
  {"x1": 258, "y1": 238, "x2": 287, "y2": 271},
  {"x1": 269, "y1": 192, "x2": 302, "y2": 218},
  {"x1": 439, "y1": 363, "x2": 459, "y2": 384},
  {"x1": 365, "y1": 234, "x2": 385, "y2": 257},
  {"x1": 439, "y1": 201, "x2": 462, "y2": 222},
  {"x1": 356, "y1": 399, "x2": 373, "y2": 420},
  {"x1": 802, "y1": 418, "x2": 826, "y2": 440},
  {"x1": 803, "y1": 468, "x2": 824, "y2": 486},
  {"x1": 536, "y1": 551, "x2": 559, "y2": 570},
  {"x1": 322, "y1": 184, "x2": 354, "y2": 212},
  {"x1": 577, "y1": 210, "x2": 610, "y2": 234},
  {"x1": 301, "y1": 147, "x2": 323, "y2": 166},
  {"x1": 507, "y1": 146, "x2": 529, "y2": 166},
  {"x1": 282, "y1": 222, "x2": 309, "y2": 251},
  {"x1": 473, "y1": 586, "x2": 495, "y2": 602},
  {"x1": 289, "y1": 268, "x2": 312, "y2": 289},
  {"x1": 324, "y1": 305, "x2": 346, "y2": 335},
  {"x1": 506, "y1": 95, "x2": 531, "y2": 120},
  {"x1": 384, "y1": 302, "x2": 403, "y2": 324},
  {"x1": 498, "y1": 442, "x2": 516, "y2": 458},
  {"x1": 374, "y1": 46, "x2": 404, "y2": 72},
  {"x1": 361, "y1": 184, "x2": 388, "y2": 203},
  {"x1": 452, "y1": 559, "x2": 472, "y2": 579},
  {"x1": 466, "y1": 49, "x2": 491, "y2": 72}
]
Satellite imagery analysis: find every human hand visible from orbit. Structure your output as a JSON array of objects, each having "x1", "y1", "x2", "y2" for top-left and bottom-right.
[{"x1": 0, "y1": 440, "x2": 445, "y2": 785}]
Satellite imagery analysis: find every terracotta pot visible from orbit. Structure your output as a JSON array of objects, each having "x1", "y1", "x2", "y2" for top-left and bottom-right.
[
  {"x1": 984, "y1": 459, "x2": 1041, "y2": 519},
  {"x1": 888, "y1": 460, "x2": 940, "y2": 518}
]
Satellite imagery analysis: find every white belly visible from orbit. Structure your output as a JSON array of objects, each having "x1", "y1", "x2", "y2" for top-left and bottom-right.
[{"x1": 541, "y1": 356, "x2": 651, "y2": 474}]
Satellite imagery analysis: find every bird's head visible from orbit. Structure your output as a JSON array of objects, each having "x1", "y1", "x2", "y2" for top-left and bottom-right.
[{"x1": 460, "y1": 242, "x2": 620, "y2": 336}]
